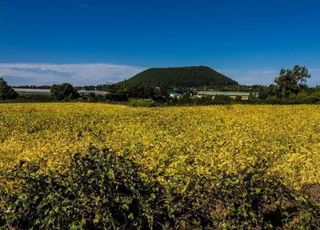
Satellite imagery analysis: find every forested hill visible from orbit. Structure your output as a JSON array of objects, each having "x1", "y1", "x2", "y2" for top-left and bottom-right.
[{"x1": 122, "y1": 66, "x2": 238, "y2": 88}]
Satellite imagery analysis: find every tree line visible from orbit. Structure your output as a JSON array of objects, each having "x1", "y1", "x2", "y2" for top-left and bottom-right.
[{"x1": 1, "y1": 65, "x2": 319, "y2": 104}]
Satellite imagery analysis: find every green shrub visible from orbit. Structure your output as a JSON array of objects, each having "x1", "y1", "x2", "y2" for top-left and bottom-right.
[
  {"x1": 128, "y1": 98, "x2": 155, "y2": 107},
  {"x1": 86, "y1": 93, "x2": 98, "y2": 102},
  {"x1": 234, "y1": 95, "x2": 242, "y2": 102},
  {"x1": 19, "y1": 94, "x2": 53, "y2": 102},
  {"x1": 212, "y1": 95, "x2": 232, "y2": 105},
  {"x1": 1, "y1": 149, "x2": 319, "y2": 229},
  {"x1": 105, "y1": 93, "x2": 128, "y2": 102},
  {"x1": 172, "y1": 159, "x2": 320, "y2": 229},
  {"x1": 294, "y1": 95, "x2": 320, "y2": 104},
  {"x1": 0, "y1": 94, "x2": 54, "y2": 103},
  {"x1": 0, "y1": 78, "x2": 18, "y2": 100},
  {"x1": 194, "y1": 96, "x2": 214, "y2": 105},
  {"x1": 50, "y1": 83, "x2": 80, "y2": 101},
  {"x1": 0, "y1": 146, "x2": 170, "y2": 229}
]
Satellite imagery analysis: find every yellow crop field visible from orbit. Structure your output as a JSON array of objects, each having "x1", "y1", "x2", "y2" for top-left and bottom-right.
[{"x1": 1, "y1": 103, "x2": 320, "y2": 192}]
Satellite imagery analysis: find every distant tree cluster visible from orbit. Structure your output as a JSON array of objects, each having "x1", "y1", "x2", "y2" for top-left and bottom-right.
[
  {"x1": 0, "y1": 65, "x2": 319, "y2": 105},
  {"x1": 248, "y1": 65, "x2": 319, "y2": 104},
  {"x1": 13, "y1": 85, "x2": 51, "y2": 89},
  {"x1": 274, "y1": 65, "x2": 310, "y2": 98},
  {"x1": 0, "y1": 77, "x2": 18, "y2": 100},
  {"x1": 50, "y1": 83, "x2": 80, "y2": 101}
]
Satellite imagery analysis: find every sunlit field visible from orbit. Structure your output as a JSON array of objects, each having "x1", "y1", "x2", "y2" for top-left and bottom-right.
[{"x1": 1, "y1": 103, "x2": 320, "y2": 191}]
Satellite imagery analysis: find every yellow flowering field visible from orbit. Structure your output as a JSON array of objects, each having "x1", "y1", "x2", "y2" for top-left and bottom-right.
[{"x1": 0, "y1": 103, "x2": 320, "y2": 191}]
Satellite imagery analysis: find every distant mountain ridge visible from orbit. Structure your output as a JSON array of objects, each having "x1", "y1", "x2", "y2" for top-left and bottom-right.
[{"x1": 121, "y1": 66, "x2": 238, "y2": 88}]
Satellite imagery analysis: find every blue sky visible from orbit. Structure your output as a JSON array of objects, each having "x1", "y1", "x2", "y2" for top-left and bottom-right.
[{"x1": 1, "y1": 0, "x2": 320, "y2": 85}]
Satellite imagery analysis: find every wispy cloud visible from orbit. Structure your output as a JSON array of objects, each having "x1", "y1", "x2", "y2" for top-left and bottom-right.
[
  {"x1": 219, "y1": 68, "x2": 320, "y2": 86},
  {"x1": 1, "y1": 63, "x2": 319, "y2": 86},
  {"x1": 0, "y1": 63, "x2": 146, "y2": 86},
  {"x1": 219, "y1": 69, "x2": 278, "y2": 85}
]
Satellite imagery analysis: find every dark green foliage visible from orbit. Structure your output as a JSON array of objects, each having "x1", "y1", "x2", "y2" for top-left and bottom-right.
[
  {"x1": 85, "y1": 93, "x2": 98, "y2": 102},
  {"x1": 255, "y1": 85, "x2": 277, "y2": 100},
  {"x1": 87, "y1": 96, "x2": 98, "y2": 102},
  {"x1": 194, "y1": 96, "x2": 215, "y2": 105},
  {"x1": 0, "y1": 77, "x2": 18, "y2": 100},
  {"x1": 50, "y1": 83, "x2": 80, "y2": 101},
  {"x1": 212, "y1": 95, "x2": 233, "y2": 104},
  {"x1": 120, "y1": 66, "x2": 238, "y2": 88},
  {"x1": 13, "y1": 85, "x2": 51, "y2": 89},
  {"x1": 171, "y1": 93, "x2": 193, "y2": 105},
  {"x1": 172, "y1": 159, "x2": 320, "y2": 229},
  {"x1": 0, "y1": 146, "x2": 170, "y2": 229},
  {"x1": 249, "y1": 94, "x2": 320, "y2": 105},
  {"x1": 4, "y1": 64, "x2": 320, "y2": 104},
  {"x1": 105, "y1": 84, "x2": 167, "y2": 102},
  {"x1": 126, "y1": 84, "x2": 165, "y2": 100},
  {"x1": 105, "y1": 93, "x2": 128, "y2": 102},
  {"x1": 18, "y1": 94, "x2": 53, "y2": 102},
  {"x1": 0, "y1": 148, "x2": 319, "y2": 229},
  {"x1": 275, "y1": 65, "x2": 311, "y2": 98},
  {"x1": 234, "y1": 95, "x2": 242, "y2": 102},
  {"x1": 82, "y1": 85, "x2": 96, "y2": 91}
]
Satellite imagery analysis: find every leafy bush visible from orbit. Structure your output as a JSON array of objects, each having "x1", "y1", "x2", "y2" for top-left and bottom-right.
[
  {"x1": 212, "y1": 95, "x2": 232, "y2": 105},
  {"x1": 0, "y1": 77, "x2": 18, "y2": 100},
  {"x1": 50, "y1": 83, "x2": 80, "y2": 101},
  {"x1": 292, "y1": 95, "x2": 320, "y2": 104},
  {"x1": 0, "y1": 146, "x2": 170, "y2": 229},
  {"x1": 1, "y1": 146, "x2": 319, "y2": 229},
  {"x1": 128, "y1": 98, "x2": 155, "y2": 107},
  {"x1": 81, "y1": 93, "x2": 107, "y2": 103},
  {"x1": 170, "y1": 159, "x2": 320, "y2": 229},
  {"x1": 0, "y1": 94, "x2": 54, "y2": 103},
  {"x1": 105, "y1": 93, "x2": 128, "y2": 102},
  {"x1": 18, "y1": 94, "x2": 53, "y2": 102},
  {"x1": 85, "y1": 93, "x2": 98, "y2": 102},
  {"x1": 193, "y1": 96, "x2": 214, "y2": 105}
]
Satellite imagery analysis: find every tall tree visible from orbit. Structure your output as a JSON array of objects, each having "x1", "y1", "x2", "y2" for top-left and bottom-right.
[
  {"x1": 274, "y1": 65, "x2": 310, "y2": 98},
  {"x1": 50, "y1": 83, "x2": 80, "y2": 101},
  {"x1": 0, "y1": 77, "x2": 18, "y2": 100}
]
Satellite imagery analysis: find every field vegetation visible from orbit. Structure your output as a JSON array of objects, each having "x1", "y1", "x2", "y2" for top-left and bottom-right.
[{"x1": 0, "y1": 103, "x2": 320, "y2": 228}]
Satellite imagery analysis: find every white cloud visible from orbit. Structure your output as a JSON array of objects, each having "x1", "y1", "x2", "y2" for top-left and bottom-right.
[
  {"x1": 219, "y1": 68, "x2": 320, "y2": 86},
  {"x1": 1, "y1": 63, "x2": 319, "y2": 86},
  {"x1": 218, "y1": 69, "x2": 278, "y2": 85},
  {"x1": 309, "y1": 68, "x2": 320, "y2": 86},
  {"x1": 0, "y1": 63, "x2": 146, "y2": 86}
]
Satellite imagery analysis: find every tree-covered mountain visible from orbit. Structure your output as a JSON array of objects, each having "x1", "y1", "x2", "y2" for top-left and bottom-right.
[{"x1": 120, "y1": 66, "x2": 238, "y2": 88}]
